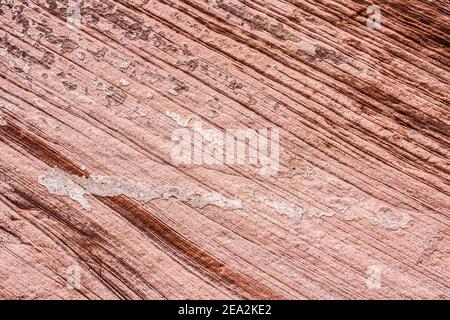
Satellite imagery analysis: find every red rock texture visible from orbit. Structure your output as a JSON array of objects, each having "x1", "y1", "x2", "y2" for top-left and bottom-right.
[{"x1": 0, "y1": 0, "x2": 449, "y2": 299}]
